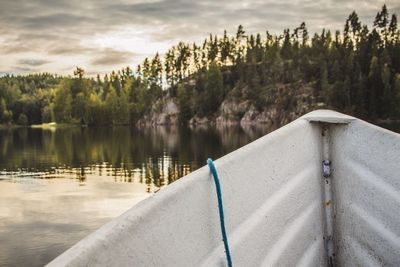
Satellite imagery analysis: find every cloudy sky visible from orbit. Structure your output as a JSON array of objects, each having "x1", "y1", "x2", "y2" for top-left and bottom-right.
[{"x1": 0, "y1": 0, "x2": 399, "y2": 76}]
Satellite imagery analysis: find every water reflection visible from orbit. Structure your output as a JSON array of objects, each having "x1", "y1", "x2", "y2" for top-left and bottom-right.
[{"x1": 0, "y1": 125, "x2": 270, "y2": 267}]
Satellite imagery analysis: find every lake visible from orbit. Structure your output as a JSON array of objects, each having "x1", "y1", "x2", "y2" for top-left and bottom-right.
[{"x1": 0, "y1": 125, "x2": 270, "y2": 267}]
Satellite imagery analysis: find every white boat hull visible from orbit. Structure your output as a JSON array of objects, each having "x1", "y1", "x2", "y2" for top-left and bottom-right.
[{"x1": 48, "y1": 110, "x2": 400, "y2": 266}]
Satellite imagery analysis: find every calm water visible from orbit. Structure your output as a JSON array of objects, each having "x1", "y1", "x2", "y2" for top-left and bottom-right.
[{"x1": 0, "y1": 125, "x2": 270, "y2": 267}]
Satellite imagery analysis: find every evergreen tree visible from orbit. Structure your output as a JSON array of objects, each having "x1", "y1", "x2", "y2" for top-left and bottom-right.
[
  {"x1": 177, "y1": 84, "x2": 192, "y2": 123},
  {"x1": 1, "y1": 5, "x2": 399, "y2": 126},
  {"x1": 204, "y1": 62, "x2": 223, "y2": 115},
  {"x1": 150, "y1": 53, "x2": 163, "y2": 87},
  {"x1": 381, "y1": 63, "x2": 393, "y2": 115},
  {"x1": 367, "y1": 56, "x2": 381, "y2": 117},
  {"x1": 281, "y1": 29, "x2": 292, "y2": 59},
  {"x1": 393, "y1": 73, "x2": 400, "y2": 115},
  {"x1": 207, "y1": 35, "x2": 219, "y2": 64},
  {"x1": 374, "y1": 5, "x2": 389, "y2": 40},
  {"x1": 0, "y1": 98, "x2": 12, "y2": 123},
  {"x1": 220, "y1": 30, "x2": 232, "y2": 64},
  {"x1": 165, "y1": 49, "x2": 176, "y2": 86},
  {"x1": 53, "y1": 80, "x2": 72, "y2": 123}
]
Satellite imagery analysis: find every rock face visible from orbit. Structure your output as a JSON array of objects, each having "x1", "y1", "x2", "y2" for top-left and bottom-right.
[
  {"x1": 137, "y1": 99, "x2": 179, "y2": 126},
  {"x1": 240, "y1": 106, "x2": 275, "y2": 127},
  {"x1": 216, "y1": 100, "x2": 250, "y2": 126},
  {"x1": 138, "y1": 82, "x2": 325, "y2": 127},
  {"x1": 216, "y1": 83, "x2": 322, "y2": 128},
  {"x1": 188, "y1": 115, "x2": 210, "y2": 125}
]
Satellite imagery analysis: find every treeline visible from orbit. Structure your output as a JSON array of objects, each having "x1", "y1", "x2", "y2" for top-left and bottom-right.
[
  {"x1": 0, "y1": 5, "x2": 399, "y2": 126},
  {"x1": 0, "y1": 68, "x2": 161, "y2": 125}
]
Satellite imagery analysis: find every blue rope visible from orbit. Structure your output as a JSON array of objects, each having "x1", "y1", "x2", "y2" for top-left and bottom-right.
[{"x1": 207, "y1": 158, "x2": 233, "y2": 267}]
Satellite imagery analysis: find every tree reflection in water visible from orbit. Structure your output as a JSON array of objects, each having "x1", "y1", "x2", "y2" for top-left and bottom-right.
[
  {"x1": 0, "y1": 125, "x2": 270, "y2": 267},
  {"x1": 0, "y1": 125, "x2": 270, "y2": 191}
]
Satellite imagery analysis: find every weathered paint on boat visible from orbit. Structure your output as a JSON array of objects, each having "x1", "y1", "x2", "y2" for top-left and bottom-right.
[{"x1": 47, "y1": 110, "x2": 400, "y2": 266}]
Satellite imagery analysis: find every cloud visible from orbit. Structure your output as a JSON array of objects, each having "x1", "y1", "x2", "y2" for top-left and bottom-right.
[
  {"x1": 0, "y1": 0, "x2": 399, "y2": 75},
  {"x1": 48, "y1": 46, "x2": 96, "y2": 56},
  {"x1": 90, "y1": 49, "x2": 136, "y2": 66},
  {"x1": 20, "y1": 13, "x2": 94, "y2": 29},
  {"x1": 13, "y1": 66, "x2": 35, "y2": 73},
  {"x1": 18, "y1": 59, "x2": 50, "y2": 66}
]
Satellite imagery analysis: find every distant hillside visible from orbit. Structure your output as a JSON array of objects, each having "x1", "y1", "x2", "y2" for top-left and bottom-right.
[
  {"x1": 137, "y1": 72, "x2": 321, "y2": 128},
  {"x1": 1, "y1": 5, "x2": 399, "y2": 127}
]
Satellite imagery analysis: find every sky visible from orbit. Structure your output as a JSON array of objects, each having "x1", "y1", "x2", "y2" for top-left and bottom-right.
[{"x1": 0, "y1": 0, "x2": 399, "y2": 76}]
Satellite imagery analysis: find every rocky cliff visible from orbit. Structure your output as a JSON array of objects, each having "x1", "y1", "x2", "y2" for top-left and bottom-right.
[
  {"x1": 137, "y1": 99, "x2": 179, "y2": 126},
  {"x1": 139, "y1": 82, "x2": 326, "y2": 127}
]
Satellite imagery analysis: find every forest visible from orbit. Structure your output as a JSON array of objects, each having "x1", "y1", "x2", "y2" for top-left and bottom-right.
[{"x1": 0, "y1": 5, "x2": 399, "y2": 126}]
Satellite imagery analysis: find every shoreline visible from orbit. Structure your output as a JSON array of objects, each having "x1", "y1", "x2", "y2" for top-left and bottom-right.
[{"x1": 1, "y1": 117, "x2": 399, "y2": 129}]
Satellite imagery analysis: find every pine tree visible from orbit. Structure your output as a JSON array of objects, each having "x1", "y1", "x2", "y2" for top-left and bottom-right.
[
  {"x1": 235, "y1": 25, "x2": 246, "y2": 64},
  {"x1": 207, "y1": 35, "x2": 219, "y2": 64},
  {"x1": 220, "y1": 30, "x2": 232, "y2": 65},
  {"x1": 165, "y1": 49, "x2": 176, "y2": 86},
  {"x1": 102, "y1": 74, "x2": 110, "y2": 100},
  {"x1": 192, "y1": 43, "x2": 202, "y2": 71},
  {"x1": 72, "y1": 92, "x2": 87, "y2": 124},
  {"x1": 204, "y1": 62, "x2": 223, "y2": 115},
  {"x1": 281, "y1": 29, "x2": 292, "y2": 59},
  {"x1": 381, "y1": 63, "x2": 393, "y2": 116},
  {"x1": 73, "y1": 67, "x2": 84, "y2": 79},
  {"x1": 0, "y1": 97, "x2": 10, "y2": 123},
  {"x1": 393, "y1": 73, "x2": 400, "y2": 115},
  {"x1": 347, "y1": 11, "x2": 362, "y2": 44},
  {"x1": 142, "y1": 58, "x2": 151, "y2": 82},
  {"x1": 177, "y1": 84, "x2": 192, "y2": 123},
  {"x1": 53, "y1": 80, "x2": 72, "y2": 123},
  {"x1": 368, "y1": 56, "x2": 381, "y2": 117},
  {"x1": 150, "y1": 53, "x2": 163, "y2": 87},
  {"x1": 374, "y1": 4, "x2": 389, "y2": 45},
  {"x1": 388, "y1": 14, "x2": 398, "y2": 44}
]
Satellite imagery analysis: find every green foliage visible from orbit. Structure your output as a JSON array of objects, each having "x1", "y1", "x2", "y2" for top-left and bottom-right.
[
  {"x1": 17, "y1": 113, "x2": 28, "y2": 125},
  {"x1": 177, "y1": 84, "x2": 192, "y2": 123},
  {"x1": 0, "y1": 98, "x2": 12, "y2": 123},
  {"x1": 42, "y1": 105, "x2": 54, "y2": 123},
  {"x1": 53, "y1": 80, "x2": 73, "y2": 123},
  {"x1": 0, "y1": 5, "x2": 399, "y2": 126},
  {"x1": 393, "y1": 73, "x2": 400, "y2": 114},
  {"x1": 204, "y1": 62, "x2": 224, "y2": 114},
  {"x1": 107, "y1": 87, "x2": 130, "y2": 125}
]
